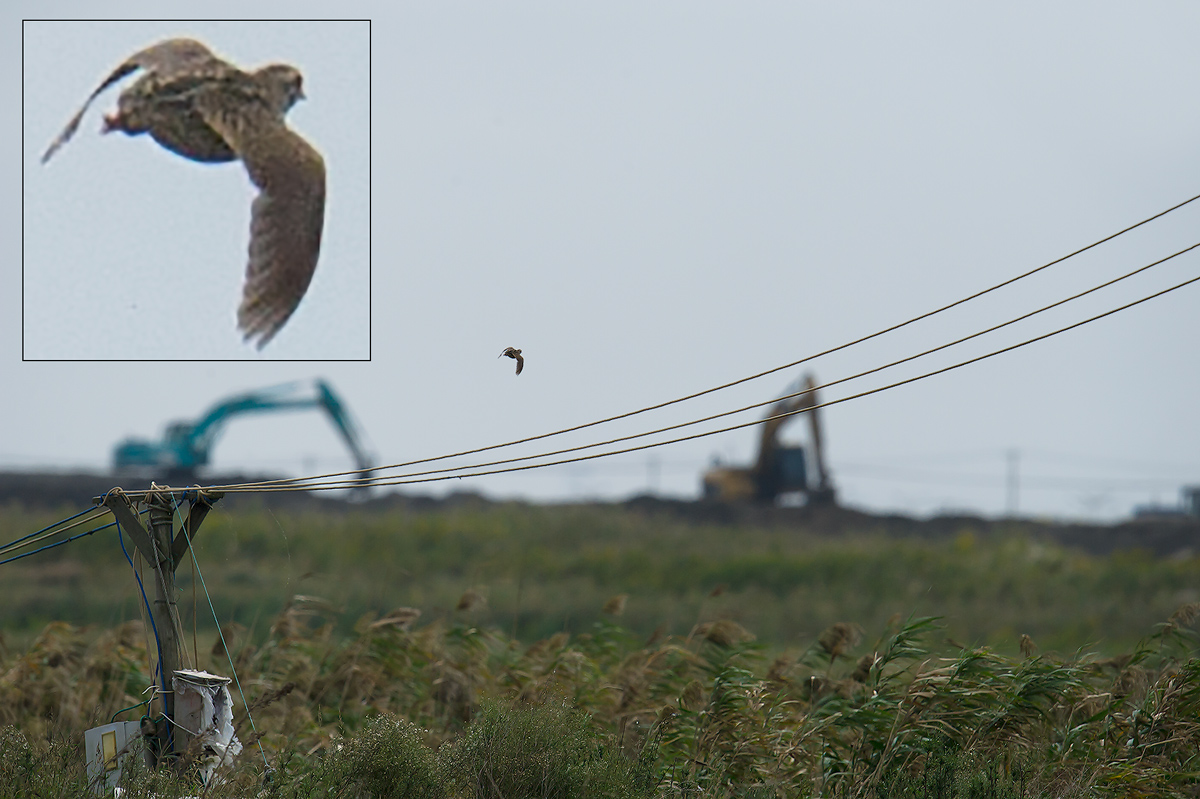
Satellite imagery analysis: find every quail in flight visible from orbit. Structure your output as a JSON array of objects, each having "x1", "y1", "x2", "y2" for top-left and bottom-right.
[
  {"x1": 499, "y1": 347, "x2": 524, "y2": 375},
  {"x1": 42, "y1": 38, "x2": 326, "y2": 349}
]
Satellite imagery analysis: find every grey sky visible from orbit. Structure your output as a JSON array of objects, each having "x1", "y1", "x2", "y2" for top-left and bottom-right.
[{"x1": 10, "y1": 4, "x2": 1200, "y2": 520}]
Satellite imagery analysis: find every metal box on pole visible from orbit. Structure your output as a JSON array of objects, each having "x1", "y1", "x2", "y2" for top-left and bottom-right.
[{"x1": 83, "y1": 721, "x2": 151, "y2": 796}]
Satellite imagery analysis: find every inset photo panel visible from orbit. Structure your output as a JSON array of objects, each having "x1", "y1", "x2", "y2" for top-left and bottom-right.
[{"x1": 23, "y1": 19, "x2": 371, "y2": 361}]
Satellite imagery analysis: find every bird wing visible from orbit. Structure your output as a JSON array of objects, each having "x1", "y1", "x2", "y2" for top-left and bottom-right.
[
  {"x1": 196, "y1": 90, "x2": 326, "y2": 348},
  {"x1": 514, "y1": 353, "x2": 524, "y2": 375},
  {"x1": 42, "y1": 38, "x2": 222, "y2": 164}
]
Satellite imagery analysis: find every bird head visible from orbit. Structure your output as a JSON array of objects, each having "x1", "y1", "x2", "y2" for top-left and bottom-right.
[{"x1": 255, "y1": 64, "x2": 306, "y2": 115}]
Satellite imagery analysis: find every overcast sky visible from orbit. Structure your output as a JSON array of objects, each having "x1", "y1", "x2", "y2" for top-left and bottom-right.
[{"x1": 10, "y1": 4, "x2": 1200, "y2": 521}]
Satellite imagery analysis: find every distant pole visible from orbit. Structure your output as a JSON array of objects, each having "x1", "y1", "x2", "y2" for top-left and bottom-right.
[
  {"x1": 647, "y1": 455, "x2": 660, "y2": 495},
  {"x1": 1006, "y1": 449, "x2": 1019, "y2": 517}
]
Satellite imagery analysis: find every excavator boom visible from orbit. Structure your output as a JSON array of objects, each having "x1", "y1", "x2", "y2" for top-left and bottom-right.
[
  {"x1": 703, "y1": 372, "x2": 835, "y2": 505},
  {"x1": 113, "y1": 379, "x2": 374, "y2": 486}
]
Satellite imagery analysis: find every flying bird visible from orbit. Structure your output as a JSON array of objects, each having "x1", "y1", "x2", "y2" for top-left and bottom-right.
[
  {"x1": 42, "y1": 38, "x2": 326, "y2": 349},
  {"x1": 499, "y1": 347, "x2": 524, "y2": 375}
]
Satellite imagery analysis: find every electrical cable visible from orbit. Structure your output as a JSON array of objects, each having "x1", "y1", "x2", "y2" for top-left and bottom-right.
[
  {"x1": 178, "y1": 191, "x2": 1200, "y2": 497},
  {"x1": 117, "y1": 518, "x2": 167, "y2": 751},
  {"x1": 0, "y1": 517, "x2": 120, "y2": 566},
  {"x1": 167, "y1": 246, "x2": 1199, "y2": 497},
  {"x1": 191, "y1": 554, "x2": 198, "y2": 670},
  {"x1": 205, "y1": 269, "x2": 1200, "y2": 494},
  {"x1": 169, "y1": 496, "x2": 271, "y2": 770},
  {"x1": 194, "y1": 240, "x2": 1200, "y2": 495},
  {"x1": 0, "y1": 510, "x2": 112, "y2": 557},
  {"x1": 142, "y1": 497, "x2": 190, "y2": 687},
  {"x1": 839, "y1": 464, "x2": 1192, "y2": 492},
  {"x1": 0, "y1": 506, "x2": 96, "y2": 555},
  {"x1": 118, "y1": 522, "x2": 163, "y2": 681},
  {"x1": 110, "y1": 698, "x2": 152, "y2": 724}
]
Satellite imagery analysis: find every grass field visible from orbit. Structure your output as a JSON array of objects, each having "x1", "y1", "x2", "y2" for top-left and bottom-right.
[
  {"x1": 1, "y1": 498, "x2": 1198, "y2": 796},
  {"x1": 3, "y1": 499, "x2": 1198, "y2": 656}
]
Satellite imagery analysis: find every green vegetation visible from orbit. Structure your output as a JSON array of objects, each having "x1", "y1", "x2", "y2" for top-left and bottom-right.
[
  {"x1": 3, "y1": 501, "x2": 1198, "y2": 656},
  {"x1": 1, "y1": 500, "x2": 1199, "y2": 795},
  {"x1": 1, "y1": 601, "x2": 1198, "y2": 796}
]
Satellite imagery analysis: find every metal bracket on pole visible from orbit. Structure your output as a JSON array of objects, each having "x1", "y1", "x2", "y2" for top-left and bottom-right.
[
  {"x1": 171, "y1": 490, "x2": 221, "y2": 565},
  {"x1": 100, "y1": 490, "x2": 156, "y2": 565},
  {"x1": 96, "y1": 487, "x2": 225, "y2": 567}
]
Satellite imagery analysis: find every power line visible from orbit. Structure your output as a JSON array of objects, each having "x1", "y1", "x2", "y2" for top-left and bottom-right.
[
  {"x1": 838, "y1": 463, "x2": 1196, "y2": 491},
  {"x1": 194, "y1": 270, "x2": 1200, "y2": 495},
  {"x1": 191, "y1": 241, "x2": 1200, "y2": 495},
  {"x1": 0, "y1": 509, "x2": 111, "y2": 558},
  {"x1": 169, "y1": 497, "x2": 270, "y2": 769},
  {"x1": 117, "y1": 520, "x2": 165, "y2": 704},
  {"x1": 0, "y1": 506, "x2": 96, "y2": 555},
  {"x1": 0, "y1": 506, "x2": 153, "y2": 567},
  {"x1": 858, "y1": 448, "x2": 1200, "y2": 474},
  {"x1": 1022, "y1": 448, "x2": 1200, "y2": 475},
  {"x1": 188, "y1": 192, "x2": 1200, "y2": 497},
  {"x1": 0, "y1": 516, "x2": 119, "y2": 566}
]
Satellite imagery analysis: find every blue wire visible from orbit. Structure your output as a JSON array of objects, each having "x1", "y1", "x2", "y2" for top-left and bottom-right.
[
  {"x1": 0, "y1": 506, "x2": 173, "y2": 750},
  {"x1": 0, "y1": 519, "x2": 119, "y2": 566},
  {"x1": 117, "y1": 522, "x2": 163, "y2": 679},
  {"x1": 0, "y1": 507, "x2": 96, "y2": 553},
  {"x1": 117, "y1": 519, "x2": 169, "y2": 751},
  {"x1": 1, "y1": 508, "x2": 152, "y2": 566}
]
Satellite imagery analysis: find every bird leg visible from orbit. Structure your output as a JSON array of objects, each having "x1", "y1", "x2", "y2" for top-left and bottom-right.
[{"x1": 101, "y1": 111, "x2": 125, "y2": 134}]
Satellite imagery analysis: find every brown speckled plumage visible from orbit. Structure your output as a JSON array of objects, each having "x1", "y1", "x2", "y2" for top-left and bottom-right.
[
  {"x1": 43, "y1": 38, "x2": 325, "y2": 349},
  {"x1": 499, "y1": 347, "x2": 524, "y2": 375}
]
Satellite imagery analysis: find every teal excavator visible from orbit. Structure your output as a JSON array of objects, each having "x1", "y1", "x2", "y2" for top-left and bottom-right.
[{"x1": 113, "y1": 379, "x2": 374, "y2": 486}]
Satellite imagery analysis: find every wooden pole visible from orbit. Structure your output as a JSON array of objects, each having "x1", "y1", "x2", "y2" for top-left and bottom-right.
[
  {"x1": 98, "y1": 487, "x2": 223, "y2": 768},
  {"x1": 146, "y1": 491, "x2": 180, "y2": 763}
]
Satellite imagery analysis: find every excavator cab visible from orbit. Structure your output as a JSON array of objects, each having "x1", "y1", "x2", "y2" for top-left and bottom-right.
[{"x1": 772, "y1": 446, "x2": 809, "y2": 497}]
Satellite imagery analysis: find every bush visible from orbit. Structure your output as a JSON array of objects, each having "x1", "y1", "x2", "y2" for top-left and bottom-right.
[
  {"x1": 442, "y1": 700, "x2": 652, "y2": 799},
  {"x1": 877, "y1": 741, "x2": 1030, "y2": 799},
  {"x1": 1, "y1": 723, "x2": 94, "y2": 799},
  {"x1": 328, "y1": 713, "x2": 444, "y2": 799}
]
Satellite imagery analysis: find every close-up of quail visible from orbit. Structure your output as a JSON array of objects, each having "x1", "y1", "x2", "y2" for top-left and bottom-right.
[{"x1": 42, "y1": 38, "x2": 326, "y2": 349}]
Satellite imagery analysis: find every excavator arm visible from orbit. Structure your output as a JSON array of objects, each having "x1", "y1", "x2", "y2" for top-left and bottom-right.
[
  {"x1": 113, "y1": 379, "x2": 374, "y2": 488},
  {"x1": 702, "y1": 372, "x2": 835, "y2": 505},
  {"x1": 752, "y1": 374, "x2": 818, "y2": 479}
]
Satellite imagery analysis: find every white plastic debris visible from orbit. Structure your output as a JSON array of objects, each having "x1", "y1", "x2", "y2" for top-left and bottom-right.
[{"x1": 172, "y1": 669, "x2": 243, "y2": 785}]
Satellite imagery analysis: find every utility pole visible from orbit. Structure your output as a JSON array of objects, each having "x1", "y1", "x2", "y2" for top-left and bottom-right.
[
  {"x1": 647, "y1": 455, "x2": 660, "y2": 496},
  {"x1": 97, "y1": 486, "x2": 222, "y2": 767},
  {"x1": 147, "y1": 493, "x2": 180, "y2": 755}
]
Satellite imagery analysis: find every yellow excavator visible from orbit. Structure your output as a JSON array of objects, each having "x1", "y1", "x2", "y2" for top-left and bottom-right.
[{"x1": 702, "y1": 373, "x2": 836, "y2": 505}]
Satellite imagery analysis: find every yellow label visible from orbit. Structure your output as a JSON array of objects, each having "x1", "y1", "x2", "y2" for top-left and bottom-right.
[{"x1": 101, "y1": 730, "x2": 118, "y2": 771}]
